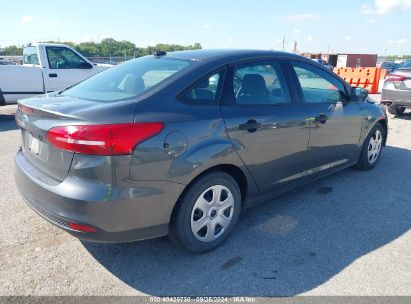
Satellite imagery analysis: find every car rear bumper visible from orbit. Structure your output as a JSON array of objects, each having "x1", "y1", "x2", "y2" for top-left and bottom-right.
[
  {"x1": 381, "y1": 86, "x2": 411, "y2": 107},
  {"x1": 14, "y1": 149, "x2": 185, "y2": 243}
]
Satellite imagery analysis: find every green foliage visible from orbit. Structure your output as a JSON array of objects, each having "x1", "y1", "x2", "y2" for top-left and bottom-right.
[
  {"x1": 2, "y1": 38, "x2": 202, "y2": 57},
  {"x1": 3, "y1": 45, "x2": 23, "y2": 55},
  {"x1": 386, "y1": 55, "x2": 411, "y2": 60}
]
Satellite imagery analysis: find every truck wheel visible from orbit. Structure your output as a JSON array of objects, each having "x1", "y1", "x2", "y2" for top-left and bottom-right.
[
  {"x1": 355, "y1": 123, "x2": 385, "y2": 170},
  {"x1": 169, "y1": 171, "x2": 241, "y2": 253},
  {"x1": 388, "y1": 105, "x2": 406, "y2": 115}
]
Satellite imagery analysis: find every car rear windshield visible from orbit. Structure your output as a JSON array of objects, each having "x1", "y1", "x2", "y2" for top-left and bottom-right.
[
  {"x1": 61, "y1": 56, "x2": 194, "y2": 102},
  {"x1": 23, "y1": 46, "x2": 40, "y2": 65}
]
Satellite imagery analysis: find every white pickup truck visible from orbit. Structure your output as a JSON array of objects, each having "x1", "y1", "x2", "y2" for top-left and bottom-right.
[{"x1": 0, "y1": 43, "x2": 112, "y2": 104}]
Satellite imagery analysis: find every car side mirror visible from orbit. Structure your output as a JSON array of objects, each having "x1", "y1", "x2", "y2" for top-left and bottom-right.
[
  {"x1": 79, "y1": 62, "x2": 93, "y2": 69},
  {"x1": 352, "y1": 87, "x2": 369, "y2": 101}
]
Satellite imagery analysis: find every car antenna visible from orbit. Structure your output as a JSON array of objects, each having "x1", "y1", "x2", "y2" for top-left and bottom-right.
[{"x1": 154, "y1": 50, "x2": 167, "y2": 57}]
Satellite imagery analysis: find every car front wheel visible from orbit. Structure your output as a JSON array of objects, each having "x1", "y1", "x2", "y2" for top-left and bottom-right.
[
  {"x1": 169, "y1": 171, "x2": 241, "y2": 253},
  {"x1": 355, "y1": 123, "x2": 385, "y2": 170}
]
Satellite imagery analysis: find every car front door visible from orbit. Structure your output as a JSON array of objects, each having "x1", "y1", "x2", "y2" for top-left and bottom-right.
[
  {"x1": 45, "y1": 46, "x2": 95, "y2": 92},
  {"x1": 288, "y1": 60, "x2": 363, "y2": 175},
  {"x1": 221, "y1": 59, "x2": 309, "y2": 192}
]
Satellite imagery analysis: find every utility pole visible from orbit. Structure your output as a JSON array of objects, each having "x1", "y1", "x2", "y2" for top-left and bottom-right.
[{"x1": 282, "y1": 36, "x2": 286, "y2": 52}]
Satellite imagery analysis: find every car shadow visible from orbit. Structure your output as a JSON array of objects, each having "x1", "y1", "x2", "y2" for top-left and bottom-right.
[
  {"x1": 83, "y1": 145, "x2": 411, "y2": 296},
  {"x1": 0, "y1": 115, "x2": 18, "y2": 131},
  {"x1": 393, "y1": 112, "x2": 411, "y2": 121}
]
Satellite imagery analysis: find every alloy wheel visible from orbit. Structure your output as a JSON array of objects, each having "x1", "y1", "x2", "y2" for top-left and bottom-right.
[{"x1": 367, "y1": 129, "x2": 382, "y2": 165}]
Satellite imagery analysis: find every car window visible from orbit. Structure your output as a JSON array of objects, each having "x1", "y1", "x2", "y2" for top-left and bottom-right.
[
  {"x1": 62, "y1": 56, "x2": 193, "y2": 102},
  {"x1": 23, "y1": 46, "x2": 39, "y2": 65},
  {"x1": 233, "y1": 61, "x2": 291, "y2": 105},
  {"x1": 291, "y1": 61, "x2": 346, "y2": 103},
  {"x1": 46, "y1": 47, "x2": 88, "y2": 69},
  {"x1": 181, "y1": 72, "x2": 222, "y2": 103}
]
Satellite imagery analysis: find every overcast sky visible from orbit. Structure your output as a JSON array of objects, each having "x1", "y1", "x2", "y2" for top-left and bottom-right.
[{"x1": 1, "y1": 0, "x2": 410, "y2": 54}]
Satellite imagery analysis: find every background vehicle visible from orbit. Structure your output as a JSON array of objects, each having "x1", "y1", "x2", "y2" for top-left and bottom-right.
[
  {"x1": 380, "y1": 61, "x2": 402, "y2": 73},
  {"x1": 0, "y1": 43, "x2": 112, "y2": 105},
  {"x1": 0, "y1": 60, "x2": 17, "y2": 65},
  {"x1": 381, "y1": 60, "x2": 411, "y2": 115},
  {"x1": 15, "y1": 50, "x2": 387, "y2": 253},
  {"x1": 312, "y1": 58, "x2": 334, "y2": 70}
]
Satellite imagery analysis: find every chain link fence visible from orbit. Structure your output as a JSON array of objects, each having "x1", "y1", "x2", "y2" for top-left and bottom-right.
[{"x1": 87, "y1": 57, "x2": 135, "y2": 65}]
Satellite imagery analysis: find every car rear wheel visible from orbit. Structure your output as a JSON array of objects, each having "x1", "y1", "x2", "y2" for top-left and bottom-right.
[
  {"x1": 169, "y1": 171, "x2": 241, "y2": 253},
  {"x1": 355, "y1": 123, "x2": 385, "y2": 170},
  {"x1": 387, "y1": 105, "x2": 406, "y2": 115}
]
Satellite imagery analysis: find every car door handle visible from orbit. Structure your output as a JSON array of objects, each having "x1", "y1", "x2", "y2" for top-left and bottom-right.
[
  {"x1": 315, "y1": 113, "x2": 328, "y2": 124},
  {"x1": 239, "y1": 119, "x2": 262, "y2": 133},
  {"x1": 49, "y1": 73, "x2": 58, "y2": 78}
]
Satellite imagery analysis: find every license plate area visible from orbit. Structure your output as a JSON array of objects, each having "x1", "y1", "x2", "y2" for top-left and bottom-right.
[
  {"x1": 24, "y1": 132, "x2": 48, "y2": 160},
  {"x1": 19, "y1": 124, "x2": 72, "y2": 182},
  {"x1": 30, "y1": 136, "x2": 41, "y2": 155}
]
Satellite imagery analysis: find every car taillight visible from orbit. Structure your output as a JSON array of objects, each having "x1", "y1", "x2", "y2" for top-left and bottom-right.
[
  {"x1": 47, "y1": 123, "x2": 164, "y2": 155},
  {"x1": 385, "y1": 74, "x2": 406, "y2": 82},
  {"x1": 68, "y1": 222, "x2": 97, "y2": 233},
  {"x1": 18, "y1": 104, "x2": 34, "y2": 114}
]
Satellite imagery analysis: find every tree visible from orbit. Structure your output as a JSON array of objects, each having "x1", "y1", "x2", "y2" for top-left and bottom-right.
[
  {"x1": 76, "y1": 42, "x2": 100, "y2": 57},
  {"x1": 4, "y1": 45, "x2": 23, "y2": 55},
  {"x1": 1, "y1": 39, "x2": 202, "y2": 57}
]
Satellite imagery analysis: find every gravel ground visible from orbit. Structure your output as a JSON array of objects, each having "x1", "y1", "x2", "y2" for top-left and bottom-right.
[{"x1": 0, "y1": 96, "x2": 410, "y2": 296}]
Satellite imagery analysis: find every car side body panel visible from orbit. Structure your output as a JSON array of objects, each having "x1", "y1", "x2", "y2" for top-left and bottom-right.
[
  {"x1": 14, "y1": 49, "x2": 388, "y2": 243},
  {"x1": 130, "y1": 87, "x2": 260, "y2": 200}
]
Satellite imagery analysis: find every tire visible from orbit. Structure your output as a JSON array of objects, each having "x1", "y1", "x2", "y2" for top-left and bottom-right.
[
  {"x1": 387, "y1": 105, "x2": 406, "y2": 115},
  {"x1": 355, "y1": 123, "x2": 385, "y2": 170},
  {"x1": 169, "y1": 171, "x2": 241, "y2": 253}
]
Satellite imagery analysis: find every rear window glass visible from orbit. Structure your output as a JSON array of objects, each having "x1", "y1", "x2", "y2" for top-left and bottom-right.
[
  {"x1": 23, "y1": 46, "x2": 39, "y2": 65},
  {"x1": 181, "y1": 72, "x2": 222, "y2": 103},
  {"x1": 61, "y1": 56, "x2": 194, "y2": 102}
]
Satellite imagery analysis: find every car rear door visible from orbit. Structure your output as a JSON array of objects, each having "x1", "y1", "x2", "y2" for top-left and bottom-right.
[
  {"x1": 287, "y1": 60, "x2": 362, "y2": 175},
  {"x1": 220, "y1": 59, "x2": 309, "y2": 192}
]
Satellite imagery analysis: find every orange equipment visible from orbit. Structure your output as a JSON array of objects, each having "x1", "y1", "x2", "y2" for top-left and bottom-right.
[{"x1": 333, "y1": 67, "x2": 382, "y2": 94}]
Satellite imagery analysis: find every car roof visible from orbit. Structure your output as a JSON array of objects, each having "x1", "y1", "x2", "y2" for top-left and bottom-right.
[
  {"x1": 28, "y1": 42, "x2": 74, "y2": 48},
  {"x1": 165, "y1": 49, "x2": 304, "y2": 64}
]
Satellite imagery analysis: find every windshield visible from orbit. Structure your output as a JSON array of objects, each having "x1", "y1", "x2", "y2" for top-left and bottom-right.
[
  {"x1": 61, "y1": 56, "x2": 194, "y2": 102},
  {"x1": 400, "y1": 61, "x2": 411, "y2": 68}
]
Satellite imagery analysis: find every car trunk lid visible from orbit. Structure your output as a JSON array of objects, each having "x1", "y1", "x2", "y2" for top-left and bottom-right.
[
  {"x1": 16, "y1": 95, "x2": 137, "y2": 181},
  {"x1": 392, "y1": 68, "x2": 411, "y2": 90}
]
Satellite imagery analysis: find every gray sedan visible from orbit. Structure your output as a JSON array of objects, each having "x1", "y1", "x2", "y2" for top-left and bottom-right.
[
  {"x1": 381, "y1": 61, "x2": 411, "y2": 115},
  {"x1": 15, "y1": 50, "x2": 387, "y2": 253}
]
